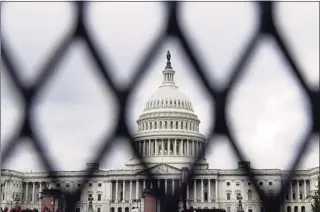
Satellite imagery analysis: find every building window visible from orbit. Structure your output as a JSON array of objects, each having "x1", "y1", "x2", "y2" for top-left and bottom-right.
[
  {"x1": 299, "y1": 193, "x2": 302, "y2": 200},
  {"x1": 181, "y1": 122, "x2": 183, "y2": 129},
  {"x1": 269, "y1": 182, "x2": 272, "y2": 185},
  {"x1": 236, "y1": 182, "x2": 240, "y2": 186},
  {"x1": 98, "y1": 183, "x2": 102, "y2": 187},
  {"x1": 98, "y1": 193, "x2": 102, "y2": 201},
  {"x1": 248, "y1": 190, "x2": 252, "y2": 200},
  {"x1": 204, "y1": 191, "x2": 208, "y2": 201},
  {"x1": 56, "y1": 183, "x2": 60, "y2": 188},
  {"x1": 155, "y1": 122, "x2": 157, "y2": 129},
  {"x1": 75, "y1": 208, "x2": 80, "y2": 212},
  {"x1": 165, "y1": 121, "x2": 167, "y2": 129},
  {"x1": 89, "y1": 183, "x2": 92, "y2": 187},
  {"x1": 249, "y1": 210, "x2": 252, "y2": 212},
  {"x1": 176, "y1": 122, "x2": 178, "y2": 129},
  {"x1": 159, "y1": 121, "x2": 162, "y2": 129},
  {"x1": 227, "y1": 207, "x2": 231, "y2": 212},
  {"x1": 97, "y1": 208, "x2": 101, "y2": 212},
  {"x1": 293, "y1": 193, "x2": 296, "y2": 200},
  {"x1": 285, "y1": 193, "x2": 289, "y2": 200},
  {"x1": 248, "y1": 182, "x2": 251, "y2": 186},
  {"x1": 66, "y1": 184, "x2": 70, "y2": 187},
  {"x1": 227, "y1": 193, "x2": 231, "y2": 200},
  {"x1": 226, "y1": 182, "x2": 230, "y2": 186},
  {"x1": 259, "y1": 182, "x2": 263, "y2": 186},
  {"x1": 78, "y1": 184, "x2": 81, "y2": 187}
]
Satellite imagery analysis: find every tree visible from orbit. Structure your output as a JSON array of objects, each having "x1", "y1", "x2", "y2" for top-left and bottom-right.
[{"x1": 309, "y1": 175, "x2": 320, "y2": 212}]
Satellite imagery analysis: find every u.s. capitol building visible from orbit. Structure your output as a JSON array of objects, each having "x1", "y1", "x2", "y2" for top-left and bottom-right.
[{"x1": 1, "y1": 51, "x2": 319, "y2": 212}]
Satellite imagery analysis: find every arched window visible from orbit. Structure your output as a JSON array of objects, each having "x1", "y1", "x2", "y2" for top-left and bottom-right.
[
  {"x1": 118, "y1": 208, "x2": 122, "y2": 212},
  {"x1": 176, "y1": 121, "x2": 178, "y2": 129},
  {"x1": 111, "y1": 208, "x2": 115, "y2": 212},
  {"x1": 286, "y1": 207, "x2": 292, "y2": 212},
  {"x1": 150, "y1": 122, "x2": 152, "y2": 130},
  {"x1": 125, "y1": 207, "x2": 129, "y2": 212},
  {"x1": 155, "y1": 122, "x2": 157, "y2": 129},
  {"x1": 181, "y1": 121, "x2": 183, "y2": 129},
  {"x1": 294, "y1": 206, "x2": 298, "y2": 212},
  {"x1": 248, "y1": 190, "x2": 252, "y2": 200},
  {"x1": 301, "y1": 206, "x2": 305, "y2": 212},
  {"x1": 170, "y1": 121, "x2": 173, "y2": 129},
  {"x1": 160, "y1": 121, "x2": 162, "y2": 129}
]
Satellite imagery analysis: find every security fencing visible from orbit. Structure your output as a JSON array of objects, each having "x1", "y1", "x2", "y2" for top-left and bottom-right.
[{"x1": 1, "y1": 2, "x2": 319, "y2": 212}]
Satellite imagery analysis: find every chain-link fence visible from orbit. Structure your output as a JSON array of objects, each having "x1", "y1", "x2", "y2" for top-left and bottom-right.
[{"x1": 1, "y1": 2, "x2": 319, "y2": 212}]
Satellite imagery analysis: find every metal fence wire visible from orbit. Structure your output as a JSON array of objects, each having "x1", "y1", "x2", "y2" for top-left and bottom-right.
[{"x1": 1, "y1": 1, "x2": 319, "y2": 212}]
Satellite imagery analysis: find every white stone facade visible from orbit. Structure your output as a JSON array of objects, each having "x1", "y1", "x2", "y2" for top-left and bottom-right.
[{"x1": 1, "y1": 52, "x2": 319, "y2": 212}]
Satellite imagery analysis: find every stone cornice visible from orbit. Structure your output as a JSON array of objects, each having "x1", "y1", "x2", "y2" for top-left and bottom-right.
[
  {"x1": 2, "y1": 166, "x2": 318, "y2": 180},
  {"x1": 133, "y1": 132, "x2": 206, "y2": 140}
]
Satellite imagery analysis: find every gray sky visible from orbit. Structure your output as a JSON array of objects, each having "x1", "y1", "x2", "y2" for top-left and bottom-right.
[{"x1": 1, "y1": 2, "x2": 319, "y2": 172}]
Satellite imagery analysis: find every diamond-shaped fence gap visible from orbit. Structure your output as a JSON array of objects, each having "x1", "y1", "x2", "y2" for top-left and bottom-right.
[
  {"x1": 127, "y1": 40, "x2": 214, "y2": 138},
  {"x1": 1, "y1": 2, "x2": 75, "y2": 87},
  {"x1": 227, "y1": 37, "x2": 312, "y2": 171},
  {"x1": 86, "y1": 2, "x2": 166, "y2": 89},
  {"x1": 205, "y1": 136, "x2": 238, "y2": 169},
  {"x1": 1, "y1": 138, "x2": 48, "y2": 172},
  {"x1": 99, "y1": 137, "x2": 134, "y2": 171},
  {"x1": 275, "y1": 2, "x2": 320, "y2": 89},
  {"x1": 289, "y1": 135, "x2": 319, "y2": 170},
  {"x1": 1, "y1": 66, "x2": 24, "y2": 145},
  {"x1": 180, "y1": 2, "x2": 258, "y2": 89},
  {"x1": 32, "y1": 41, "x2": 118, "y2": 171}
]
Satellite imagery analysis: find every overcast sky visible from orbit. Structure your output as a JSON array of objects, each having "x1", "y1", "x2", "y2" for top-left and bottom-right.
[{"x1": 1, "y1": 2, "x2": 319, "y2": 172}]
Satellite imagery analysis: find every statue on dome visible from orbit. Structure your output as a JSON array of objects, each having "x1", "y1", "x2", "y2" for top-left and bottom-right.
[{"x1": 166, "y1": 50, "x2": 171, "y2": 62}]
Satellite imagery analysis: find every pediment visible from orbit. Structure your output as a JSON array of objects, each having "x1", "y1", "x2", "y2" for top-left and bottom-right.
[{"x1": 136, "y1": 164, "x2": 181, "y2": 175}]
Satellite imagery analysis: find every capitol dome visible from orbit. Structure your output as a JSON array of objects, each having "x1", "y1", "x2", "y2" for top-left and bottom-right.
[{"x1": 126, "y1": 50, "x2": 208, "y2": 169}]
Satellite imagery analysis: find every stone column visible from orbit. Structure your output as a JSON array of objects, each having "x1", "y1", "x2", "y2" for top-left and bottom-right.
[
  {"x1": 32, "y1": 182, "x2": 35, "y2": 203},
  {"x1": 155, "y1": 140, "x2": 158, "y2": 156},
  {"x1": 187, "y1": 140, "x2": 189, "y2": 156},
  {"x1": 201, "y1": 179, "x2": 204, "y2": 202},
  {"x1": 115, "y1": 180, "x2": 118, "y2": 203},
  {"x1": 215, "y1": 179, "x2": 218, "y2": 202},
  {"x1": 297, "y1": 180, "x2": 300, "y2": 202},
  {"x1": 39, "y1": 182, "x2": 42, "y2": 199},
  {"x1": 130, "y1": 181, "x2": 132, "y2": 201},
  {"x1": 187, "y1": 184, "x2": 189, "y2": 200},
  {"x1": 174, "y1": 139, "x2": 177, "y2": 155},
  {"x1": 304, "y1": 180, "x2": 307, "y2": 199},
  {"x1": 149, "y1": 140, "x2": 151, "y2": 156},
  {"x1": 162, "y1": 139, "x2": 164, "y2": 156},
  {"x1": 290, "y1": 181, "x2": 293, "y2": 201},
  {"x1": 136, "y1": 180, "x2": 139, "y2": 199},
  {"x1": 122, "y1": 181, "x2": 126, "y2": 202},
  {"x1": 109, "y1": 181, "x2": 113, "y2": 201},
  {"x1": 172, "y1": 180, "x2": 175, "y2": 194},
  {"x1": 165, "y1": 179, "x2": 167, "y2": 194},
  {"x1": 194, "y1": 180, "x2": 197, "y2": 202},
  {"x1": 208, "y1": 179, "x2": 211, "y2": 202},
  {"x1": 25, "y1": 183, "x2": 28, "y2": 203}
]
